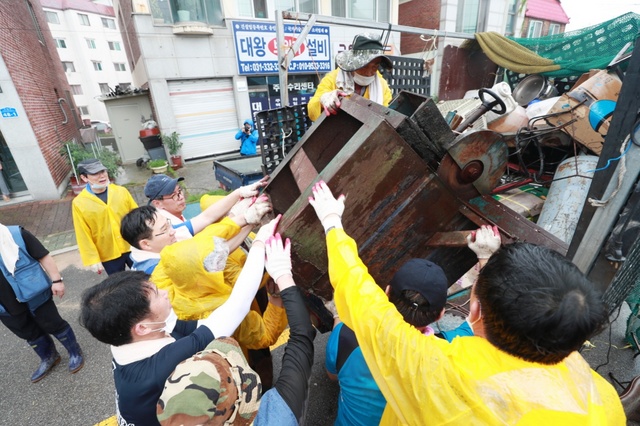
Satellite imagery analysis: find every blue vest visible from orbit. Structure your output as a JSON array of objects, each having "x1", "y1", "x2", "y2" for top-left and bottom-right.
[{"x1": 0, "y1": 226, "x2": 51, "y2": 314}]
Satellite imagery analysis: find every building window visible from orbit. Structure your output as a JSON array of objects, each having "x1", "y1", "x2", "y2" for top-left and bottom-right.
[
  {"x1": 86, "y1": 39, "x2": 96, "y2": 49},
  {"x1": 505, "y1": 0, "x2": 518, "y2": 36},
  {"x1": 164, "y1": 0, "x2": 224, "y2": 26},
  {"x1": 54, "y1": 38, "x2": 67, "y2": 48},
  {"x1": 99, "y1": 83, "x2": 111, "y2": 94},
  {"x1": 79, "y1": 106, "x2": 89, "y2": 115},
  {"x1": 93, "y1": 61, "x2": 103, "y2": 71},
  {"x1": 114, "y1": 63, "x2": 126, "y2": 71},
  {"x1": 274, "y1": 0, "x2": 317, "y2": 13},
  {"x1": 78, "y1": 13, "x2": 90, "y2": 26},
  {"x1": 237, "y1": 0, "x2": 267, "y2": 18},
  {"x1": 549, "y1": 23, "x2": 560, "y2": 35},
  {"x1": 45, "y1": 11, "x2": 60, "y2": 24},
  {"x1": 71, "y1": 85, "x2": 83, "y2": 95},
  {"x1": 527, "y1": 20, "x2": 542, "y2": 37},
  {"x1": 101, "y1": 17, "x2": 116, "y2": 29},
  {"x1": 331, "y1": 0, "x2": 389, "y2": 23},
  {"x1": 456, "y1": 0, "x2": 489, "y2": 33},
  {"x1": 26, "y1": 0, "x2": 45, "y2": 44},
  {"x1": 108, "y1": 41, "x2": 121, "y2": 51},
  {"x1": 62, "y1": 61, "x2": 75, "y2": 72}
]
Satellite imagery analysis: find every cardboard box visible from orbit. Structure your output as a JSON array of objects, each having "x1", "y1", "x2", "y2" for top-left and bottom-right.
[{"x1": 545, "y1": 70, "x2": 622, "y2": 155}]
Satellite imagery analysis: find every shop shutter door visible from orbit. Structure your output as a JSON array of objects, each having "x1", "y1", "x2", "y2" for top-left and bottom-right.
[{"x1": 168, "y1": 78, "x2": 238, "y2": 159}]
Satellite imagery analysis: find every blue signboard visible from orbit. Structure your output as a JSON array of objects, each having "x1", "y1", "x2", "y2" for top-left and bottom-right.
[
  {"x1": 232, "y1": 21, "x2": 331, "y2": 75},
  {"x1": 1, "y1": 107, "x2": 18, "y2": 118}
]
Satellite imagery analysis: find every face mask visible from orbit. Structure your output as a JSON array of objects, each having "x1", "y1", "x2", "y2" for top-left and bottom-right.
[
  {"x1": 143, "y1": 308, "x2": 178, "y2": 334},
  {"x1": 353, "y1": 73, "x2": 375, "y2": 86},
  {"x1": 90, "y1": 182, "x2": 108, "y2": 191}
]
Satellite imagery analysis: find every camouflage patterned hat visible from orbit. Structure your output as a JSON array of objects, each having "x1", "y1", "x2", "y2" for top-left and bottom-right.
[
  {"x1": 335, "y1": 33, "x2": 393, "y2": 72},
  {"x1": 157, "y1": 337, "x2": 261, "y2": 426}
]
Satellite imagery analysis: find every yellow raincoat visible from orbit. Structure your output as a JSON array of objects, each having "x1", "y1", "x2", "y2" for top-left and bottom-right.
[
  {"x1": 307, "y1": 69, "x2": 393, "y2": 121},
  {"x1": 327, "y1": 228, "x2": 625, "y2": 425},
  {"x1": 151, "y1": 217, "x2": 287, "y2": 352},
  {"x1": 72, "y1": 184, "x2": 137, "y2": 266}
]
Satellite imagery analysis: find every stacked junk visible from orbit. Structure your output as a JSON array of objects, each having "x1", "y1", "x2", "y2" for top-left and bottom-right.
[{"x1": 259, "y1": 49, "x2": 637, "y2": 332}]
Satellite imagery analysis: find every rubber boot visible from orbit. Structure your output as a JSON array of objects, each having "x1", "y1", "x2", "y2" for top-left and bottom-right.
[
  {"x1": 28, "y1": 334, "x2": 61, "y2": 383},
  {"x1": 54, "y1": 325, "x2": 84, "y2": 374}
]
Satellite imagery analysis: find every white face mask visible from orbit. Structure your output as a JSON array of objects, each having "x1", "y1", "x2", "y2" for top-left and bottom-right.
[
  {"x1": 90, "y1": 182, "x2": 108, "y2": 191},
  {"x1": 353, "y1": 73, "x2": 375, "y2": 86},
  {"x1": 143, "y1": 308, "x2": 178, "y2": 334}
]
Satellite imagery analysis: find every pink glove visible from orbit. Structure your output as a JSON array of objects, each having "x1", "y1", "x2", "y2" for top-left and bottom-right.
[
  {"x1": 308, "y1": 180, "x2": 345, "y2": 232},
  {"x1": 265, "y1": 233, "x2": 292, "y2": 283},
  {"x1": 467, "y1": 225, "x2": 501, "y2": 259},
  {"x1": 238, "y1": 176, "x2": 269, "y2": 198}
]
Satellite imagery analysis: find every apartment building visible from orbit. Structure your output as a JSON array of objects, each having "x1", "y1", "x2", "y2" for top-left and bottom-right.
[
  {"x1": 40, "y1": 0, "x2": 134, "y2": 124},
  {"x1": 109, "y1": 0, "x2": 401, "y2": 162}
]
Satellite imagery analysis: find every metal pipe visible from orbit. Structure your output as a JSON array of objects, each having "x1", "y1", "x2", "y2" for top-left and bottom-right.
[
  {"x1": 57, "y1": 98, "x2": 69, "y2": 124},
  {"x1": 281, "y1": 11, "x2": 476, "y2": 40},
  {"x1": 275, "y1": 11, "x2": 289, "y2": 107}
]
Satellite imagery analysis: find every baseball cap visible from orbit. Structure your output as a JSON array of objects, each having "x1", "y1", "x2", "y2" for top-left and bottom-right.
[
  {"x1": 157, "y1": 337, "x2": 261, "y2": 425},
  {"x1": 144, "y1": 174, "x2": 184, "y2": 201},
  {"x1": 389, "y1": 258, "x2": 448, "y2": 311},
  {"x1": 77, "y1": 158, "x2": 107, "y2": 175}
]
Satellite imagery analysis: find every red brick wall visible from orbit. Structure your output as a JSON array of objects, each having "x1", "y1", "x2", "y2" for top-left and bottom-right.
[
  {"x1": 399, "y1": 0, "x2": 442, "y2": 55},
  {"x1": 0, "y1": 0, "x2": 80, "y2": 187}
]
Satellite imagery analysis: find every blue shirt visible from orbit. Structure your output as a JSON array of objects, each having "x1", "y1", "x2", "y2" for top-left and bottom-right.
[{"x1": 325, "y1": 321, "x2": 473, "y2": 426}]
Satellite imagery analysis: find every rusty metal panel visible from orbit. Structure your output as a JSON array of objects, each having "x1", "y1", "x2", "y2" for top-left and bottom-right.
[
  {"x1": 266, "y1": 105, "x2": 477, "y2": 298},
  {"x1": 466, "y1": 195, "x2": 569, "y2": 255},
  {"x1": 439, "y1": 44, "x2": 499, "y2": 101}
]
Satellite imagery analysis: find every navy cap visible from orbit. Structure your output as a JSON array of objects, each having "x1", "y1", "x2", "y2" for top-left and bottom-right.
[
  {"x1": 144, "y1": 174, "x2": 184, "y2": 200},
  {"x1": 389, "y1": 259, "x2": 448, "y2": 311}
]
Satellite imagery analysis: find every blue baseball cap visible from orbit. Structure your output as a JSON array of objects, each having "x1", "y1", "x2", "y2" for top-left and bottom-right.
[{"x1": 144, "y1": 174, "x2": 184, "y2": 201}]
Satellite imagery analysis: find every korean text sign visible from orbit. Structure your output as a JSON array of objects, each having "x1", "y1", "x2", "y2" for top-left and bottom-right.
[{"x1": 232, "y1": 21, "x2": 331, "y2": 75}]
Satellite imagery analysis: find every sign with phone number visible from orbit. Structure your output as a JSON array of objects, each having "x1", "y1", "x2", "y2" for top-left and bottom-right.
[{"x1": 232, "y1": 21, "x2": 332, "y2": 76}]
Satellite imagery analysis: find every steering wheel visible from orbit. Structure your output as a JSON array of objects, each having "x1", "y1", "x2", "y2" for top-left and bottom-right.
[{"x1": 478, "y1": 88, "x2": 507, "y2": 115}]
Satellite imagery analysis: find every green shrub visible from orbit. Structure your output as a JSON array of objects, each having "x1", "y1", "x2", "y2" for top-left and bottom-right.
[{"x1": 60, "y1": 142, "x2": 122, "y2": 179}]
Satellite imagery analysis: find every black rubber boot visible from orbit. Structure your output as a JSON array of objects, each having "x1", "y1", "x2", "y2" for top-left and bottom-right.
[
  {"x1": 28, "y1": 334, "x2": 61, "y2": 383},
  {"x1": 54, "y1": 325, "x2": 84, "y2": 374}
]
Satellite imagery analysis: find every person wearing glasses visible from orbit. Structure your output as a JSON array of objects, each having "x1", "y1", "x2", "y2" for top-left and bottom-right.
[
  {"x1": 144, "y1": 174, "x2": 268, "y2": 242},
  {"x1": 119, "y1": 205, "x2": 288, "y2": 387},
  {"x1": 72, "y1": 158, "x2": 137, "y2": 275}
]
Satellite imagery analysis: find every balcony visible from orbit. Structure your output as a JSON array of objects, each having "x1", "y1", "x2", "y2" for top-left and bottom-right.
[{"x1": 149, "y1": 0, "x2": 223, "y2": 33}]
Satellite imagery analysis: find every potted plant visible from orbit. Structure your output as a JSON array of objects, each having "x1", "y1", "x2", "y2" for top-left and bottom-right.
[
  {"x1": 148, "y1": 158, "x2": 169, "y2": 174},
  {"x1": 162, "y1": 131, "x2": 184, "y2": 170}
]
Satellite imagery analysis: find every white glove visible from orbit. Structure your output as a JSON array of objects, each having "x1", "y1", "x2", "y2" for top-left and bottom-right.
[
  {"x1": 238, "y1": 176, "x2": 269, "y2": 198},
  {"x1": 229, "y1": 197, "x2": 253, "y2": 219},
  {"x1": 254, "y1": 215, "x2": 281, "y2": 245},
  {"x1": 89, "y1": 263, "x2": 104, "y2": 274},
  {"x1": 244, "y1": 196, "x2": 272, "y2": 225},
  {"x1": 309, "y1": 181, "x2": 345, "y2": 232},
  {"x1": 265, "y1": 233, "x2": 292, "y2": 284},
  {"x1": 467, "y1": 225, "x2": 501, "y2": 259},
  {"x1": 320, "y1": 90, "x2": 346, "y2": 116}
]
